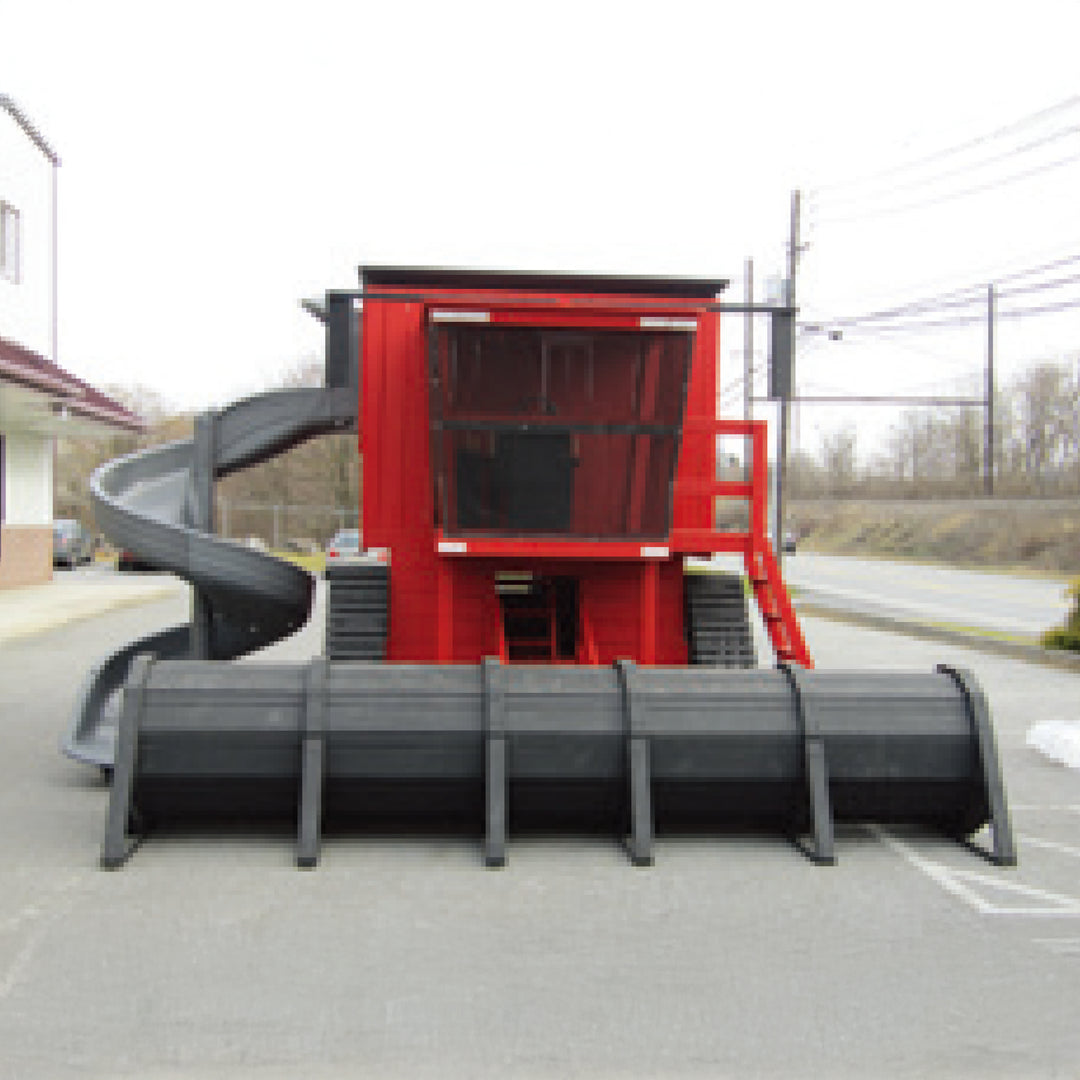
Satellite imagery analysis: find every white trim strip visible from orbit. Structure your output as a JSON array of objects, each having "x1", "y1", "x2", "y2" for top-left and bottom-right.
[
  {"x1": 431, "y1": 310, "x2": 490, "y2": 323},
  {"x1": 640, "y1": 545, "x2": 670, "y2": 558},
  {"x1": 638, "y1": 317, "x2": 697, "y2": 331},
  {"x1": 438, "y1": 540, "x2": 468, "y2": 554}
]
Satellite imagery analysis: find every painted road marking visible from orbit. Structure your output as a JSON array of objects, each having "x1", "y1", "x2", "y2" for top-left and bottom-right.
[
  {"x1": 1008, "y1": 805, "x2": 1080, "y2": 814},
  {"x1": 0, "y1": 874, "x2": 86, "y2": 1001},
  {"x1": 1020, "y1": 835, "x2": 1080, "y2": 860},
  {"x1": 1033, "y1": 938, "x2": 1080, "y2": 955},
  {"x1": 871, "y1": 826, "x2": 1080, "y2": 917}
]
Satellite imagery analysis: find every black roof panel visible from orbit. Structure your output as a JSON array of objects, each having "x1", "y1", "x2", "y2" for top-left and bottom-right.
[{"x1": 360, "y1": 266, "x2": 728, "y2": 299}]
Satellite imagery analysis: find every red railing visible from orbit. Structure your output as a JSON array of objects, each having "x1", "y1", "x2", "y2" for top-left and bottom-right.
[
  {"x1": 438, "y1": 415, "x2": 812, "y2": 667},
  {"x1": 673, "y1": 417, "x2": 812, "y2": 668}
]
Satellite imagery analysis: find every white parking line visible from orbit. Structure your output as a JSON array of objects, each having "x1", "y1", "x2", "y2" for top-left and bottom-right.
[
  {"x1": 871, "y1": 826, "x2": 1080, "y2": 917},
  {"x1": 1020, "y1": 835, "x2": 1080, "y2": 860},
  {"x1": 1008, "y1": 805, "x2": 1080, "y2": 815},
  {"x1": 1033, "y1": 938, "x2": 1080, "y2": 955}
]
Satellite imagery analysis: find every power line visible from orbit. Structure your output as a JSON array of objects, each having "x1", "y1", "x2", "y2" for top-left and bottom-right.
[
  {"x1": 844, "y1": 294, "x2": 1080, "y2": 332},
  {"x1": 809, "y1": 287, "x2": 984, "y2": 327},
  {"x1": 817, "y1": 271, "x2": 1080, "y2": 326},
  {"x1": 751, "y1": 395, "x2": 985, "y2": 406},
  {"x1": 829, "y1": 330, "x2": 986, "y2": 384},
  {"x1": 808, "y1": 252, "x2": 1080, "y2": 329},
  {"x1": 718, "y1": 374, "x2": 747, "y2": 404},
  {"x1": 813, "y1": 94, "x2": 1080, "y2": 196},
  {"x1": 817, "y1": 120, "x2": 1080, "y2": 211},
  {"x1": 999, "y1": 270, "x2": 1080, "y2": 299},
  {"x1": 992, "y1": 296, "x2": 1080, "y2": 319},
  {"x1": 804, "y1": 239, "x2": 1080, "y2": 321},
  {"x1": 814, "y1": 148, "x2": 1080, "y2": 225}
]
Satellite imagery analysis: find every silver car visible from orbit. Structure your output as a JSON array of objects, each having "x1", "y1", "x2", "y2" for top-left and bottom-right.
[
  {"x1": 325, "y1": 528, "x2": 362, "y2": 564},
  {"x1": 53, "y1": 519, "x2": 95, "y2": 568}
]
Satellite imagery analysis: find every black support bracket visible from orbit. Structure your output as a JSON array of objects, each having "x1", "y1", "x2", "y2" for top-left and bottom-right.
[
  {"x1": 101, "y1": 653, "x2": 153, "y2": 870},
  {"x1": 616, "y1": 659, "x2": 654, "y2": 867},
  {"x1": 189, "y1": 410, "x2": 217, "y2": 660},
  {"x1": 936, "y1": 665, "x2": 1017, "y2": 867},
  {"x1": 781, "y1": 664, "x2": 837, "y2": 866},
  {"x1": 482, "y1": 656, "x2": 507, "y2": 868},
  {"x1": 297, "y1": 657, "x2": 328, "y2": 868}
]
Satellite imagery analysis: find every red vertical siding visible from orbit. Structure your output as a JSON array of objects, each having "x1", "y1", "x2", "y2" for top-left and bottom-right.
[{"x1": 360, "y1": 285, "x2": 729, "y2": 667}]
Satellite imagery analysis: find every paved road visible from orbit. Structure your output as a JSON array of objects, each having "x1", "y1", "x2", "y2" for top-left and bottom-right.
[
  {"x1": 0, "y1": 592, "x2": 1078, "y2": 1078},
  {"x1": 782, "y1": 552, "x2": 1072, "y2": 640}
]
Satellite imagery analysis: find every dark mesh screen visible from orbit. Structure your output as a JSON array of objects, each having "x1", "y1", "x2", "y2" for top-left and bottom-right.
[{"x1": 430, "y1": 326, "x2": 691, "y2": 539}]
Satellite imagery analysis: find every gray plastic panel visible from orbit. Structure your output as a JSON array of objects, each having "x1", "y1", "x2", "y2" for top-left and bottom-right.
[{"x1": 100, "y1": 659, "x2": 1014, "y2": 869}]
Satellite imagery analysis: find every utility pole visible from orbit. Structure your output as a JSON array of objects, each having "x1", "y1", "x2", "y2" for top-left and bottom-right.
[
  {"x1": 984, "y1": 283, "x2": 995, "y2": 497},
  {"x1": 744, "y1": 258, "x2": 754, "y2": 478},
  {"x1": 776, "y1": 189, "x2": 801, "y2": 569}
]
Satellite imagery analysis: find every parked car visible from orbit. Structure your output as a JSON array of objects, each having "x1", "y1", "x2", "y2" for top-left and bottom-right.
[
  {"x1": 116, "y1": 549, "x2": 157, "y2": 572},
  {"x1": 767, "y1": 529, "x2": 798, "y2": 555},
  {"x1": 325, "y1": 528, "x2": 362, "y2": 564},
  {"x1": 53, "y1": 519, "x2": 96, "y2": 568}
]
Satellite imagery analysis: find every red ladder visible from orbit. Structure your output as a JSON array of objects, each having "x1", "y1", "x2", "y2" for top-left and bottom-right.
[
  {"x1": 501, "y1": 587, "x2": 559, "y2": 664},
  {"x1": 745, "y1": 544, "x2": 813, "y2": 668}
]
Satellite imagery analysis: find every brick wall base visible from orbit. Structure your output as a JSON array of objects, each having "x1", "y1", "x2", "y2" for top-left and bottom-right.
[{"x1": 0, "y1": 525, "x2": 53, "y2": 588}]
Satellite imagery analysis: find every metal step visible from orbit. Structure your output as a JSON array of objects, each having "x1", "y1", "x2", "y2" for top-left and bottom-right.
[
  {"x1": 325, "y1": 563, "x2": 389, "y2": 662},
  {"x1": 685, "y1": 572, "x2": 757, "y2": 669}
]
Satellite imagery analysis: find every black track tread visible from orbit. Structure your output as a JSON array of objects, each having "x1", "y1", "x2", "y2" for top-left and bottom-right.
[
  {"x1": 325, "y1": 564, "x2": 389, "y2": 661},
  {"x1": 685, "y1": 572, "x2": 757, "y2": 669}
]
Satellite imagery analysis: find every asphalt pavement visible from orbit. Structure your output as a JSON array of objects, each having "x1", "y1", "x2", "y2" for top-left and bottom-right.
[
  {"x1": 782, "y1": 552, "x2": 1072, "y2": 641},
  {"x1": 0, "y1": 569, "x2": 1078, "y2": 1077}
]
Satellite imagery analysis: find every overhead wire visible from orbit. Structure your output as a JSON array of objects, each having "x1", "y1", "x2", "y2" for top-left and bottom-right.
[
  {"x1": 824, "y1": 272, "x2": 1080, "y2": 325},
  {"x1": 805, "y1": 96, "x2": 1080, "y2": 230},
  {"x1": 800, "y1": 237, "x2": 1080, "y2": 324},
  {"x1": 781, "y1": 102, "x2": 1080, "y2": 435},
  {"x1": 813, "y1": 94, "x2": 1080, "y2": 196},
  {"x1": 808, "y1": 252, "x2": 1080, "y2": 330},
  {"x1": 718, "y1": 374, "x2": 746, "y2": 404},
  {"x1": 817, "y1": 120, "x2": 1080, "y2": 211},
  {"x1": 821, "y1": 326, "x2": 979, "y2": 377},
  {"x1": 813, "y1": 149, "x2": 1080, "y2": 225},
  {"x1": 844, "y1": 294, "x2": 1080, "y2": 332}
]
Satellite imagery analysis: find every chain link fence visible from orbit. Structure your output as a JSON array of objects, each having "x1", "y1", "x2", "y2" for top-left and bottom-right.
[{"x1": 215, "y1": 498, "x2": 359, "y2": 551}]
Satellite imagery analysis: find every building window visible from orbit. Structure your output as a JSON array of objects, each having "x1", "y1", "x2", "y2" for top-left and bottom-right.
[{"x1": 1, "y1": 202, "x2": 20, "y2": 284}]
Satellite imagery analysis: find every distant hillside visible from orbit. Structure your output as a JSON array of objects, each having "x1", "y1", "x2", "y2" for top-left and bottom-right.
[{"x1": 790, "y1": 499, "x2": 1080, "y2": 577}]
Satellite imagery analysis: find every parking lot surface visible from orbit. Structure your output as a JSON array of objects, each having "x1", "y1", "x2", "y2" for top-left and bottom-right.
[
  {"x1": 0, "y1": 564, "x2": 184, "y2": 645},
  {"x1": 0, "y1": 587, "x2": 1078, "y2": 1078}
]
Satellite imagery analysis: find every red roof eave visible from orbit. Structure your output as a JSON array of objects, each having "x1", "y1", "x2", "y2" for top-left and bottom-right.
[{"x1": 0, "y1": 335, "x2": 144, "y2": 433}]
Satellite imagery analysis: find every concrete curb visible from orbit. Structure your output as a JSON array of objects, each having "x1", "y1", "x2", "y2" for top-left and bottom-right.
[{"x1": 796, "y1": 600, "x2": 1080, "y2": 674}]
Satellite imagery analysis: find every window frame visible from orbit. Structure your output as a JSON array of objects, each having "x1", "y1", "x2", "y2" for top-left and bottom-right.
[{"x1": 0, "y1": 201, "x2": 21, "y2": 284}]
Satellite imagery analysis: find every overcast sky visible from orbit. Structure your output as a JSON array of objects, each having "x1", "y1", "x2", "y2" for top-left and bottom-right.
[{"x1": 5, "y1": 0, "x2": 1080, "y2": 455}]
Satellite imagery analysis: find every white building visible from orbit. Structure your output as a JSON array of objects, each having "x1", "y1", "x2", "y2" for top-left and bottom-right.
[{"x1": 1, "y1": 95, "x2": 141, "y2": 587}]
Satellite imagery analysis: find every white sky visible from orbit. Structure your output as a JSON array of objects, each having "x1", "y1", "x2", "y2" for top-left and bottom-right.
[{"x1": 5, "y1": 0, "x2": 1080, "y2": 458}]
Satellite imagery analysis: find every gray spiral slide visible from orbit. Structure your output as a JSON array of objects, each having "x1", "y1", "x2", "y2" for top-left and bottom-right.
[{"x1": 63, "y1": 385, "x2": 357, "y2": 768}]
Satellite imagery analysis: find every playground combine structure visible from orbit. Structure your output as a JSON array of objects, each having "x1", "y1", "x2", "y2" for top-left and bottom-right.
[{"x1": 66, "y1": 268, "x2": 1016, "y2": 870}]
